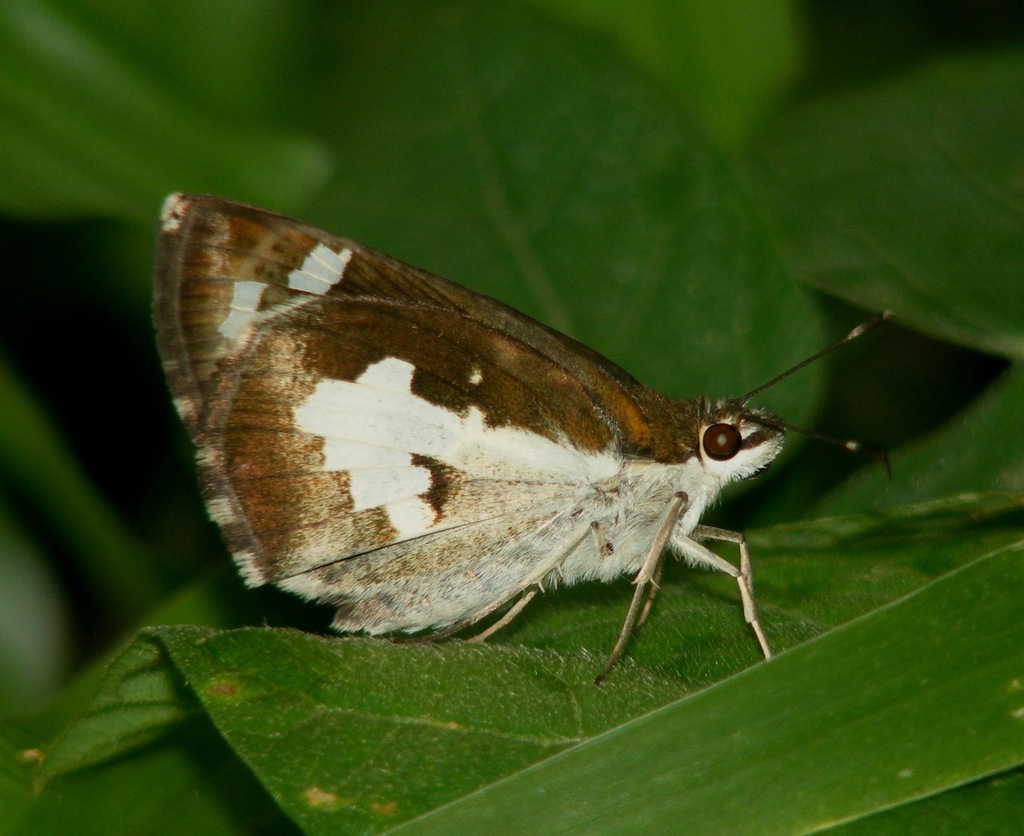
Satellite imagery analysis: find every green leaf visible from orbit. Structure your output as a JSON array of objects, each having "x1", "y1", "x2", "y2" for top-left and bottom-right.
[
  {"x1": 0, "y1": 0, "x2": 331, "y2": 221},
  {"x1": 524, "y1": 0, "x2": 801, "y2": 145},
  {"x1": 31, "y1": 496, "x2": 1024, "y2": 833},
  {"x1": 833, "y1": 768, "x2": 1024, "y2": 834},
  {"x1": 18, "y1": 631, "x2": 296, "y2": 834},
  {"x1": 742, "y1": 50, "x2": 1024, "y2": 515},
  {"x1": 0, "y1": 725, "x2": 34, "y2": 834},
  {"x1": 399, "y1": 513, "x2": 1024, "y2": 833},
  {"x1": 16, "y1": 718, "x2": 296, "y2": 836},
  {"x1": 0, "y1": 504, "x2": 69, "y2": 715},
  {"x1": 745, "y1": 51, "x2": 1024, "y2": 359},
  {"x1": 38, "y1": 632, "x2": 197, "y2": 780}
]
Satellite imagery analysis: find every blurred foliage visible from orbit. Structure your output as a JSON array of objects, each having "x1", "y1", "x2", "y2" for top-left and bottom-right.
[{"x1": 0, "y1": 0, "x2": 1022, "y2": 832}]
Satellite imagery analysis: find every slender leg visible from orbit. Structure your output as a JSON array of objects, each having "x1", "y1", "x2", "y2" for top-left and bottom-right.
[
  {"x1": 689, "y1": 525, "x2": 772, "y2": 660},
  {"x1": 403, "y1": 522, "x2": 593, "y2": 644},
  {"x1": 465, "y1": 588, "x2": 538, "y2": 643},
  {"x1": 635, "y1": 558, "x2": 664, "y2": 631},
  {"x1": 398, "y1": 587, "x2": 535, "y2": 645},
  {"x1": 595, "y1": 492, "x2": 688, "y2": 684}
]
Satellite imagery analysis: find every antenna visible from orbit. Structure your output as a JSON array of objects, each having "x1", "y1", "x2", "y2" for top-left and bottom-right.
[
  {"x1": 753, "y1": 415, "x2": 892, "y2": 477},
  {"x1": 743, "y1": 311, "x2": 892, "y2": 401},
  {"x1": 744, "y1": 310, "x2": 893, "y2": 476}
]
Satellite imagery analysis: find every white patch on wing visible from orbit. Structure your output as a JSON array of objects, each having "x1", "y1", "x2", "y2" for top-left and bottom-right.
[
  {"x1": 382, "y1": 495, "x2": 437, "y2": 535},
  {"x1": 356, "y1": 355, "x2": 419, "y2": 391},
  {"x1": 160, "y1": 193, "x2": 187, "y2": 232},
  {"x1": 218, "y1": 281, "x2": 267, "y2": 339},
  {"x1": 468, "y1": 367, "x2": 483, "y2": 385},
  {"x1": 294, "y1": 356, "x2": 619, "y2": 538},
  {"x1": 348, "y1": 458, "x2": 432, "y2": 510},
  {"x1": 287, "y1": 244, "x2": 353, "y2": 293}
]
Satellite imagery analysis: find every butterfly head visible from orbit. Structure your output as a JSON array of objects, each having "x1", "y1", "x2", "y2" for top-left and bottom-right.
[{"x1": 696, "y1": 398, "x2": 784, "y2": 485}]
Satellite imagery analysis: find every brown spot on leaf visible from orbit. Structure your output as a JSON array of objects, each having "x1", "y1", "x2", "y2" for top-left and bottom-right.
[
  {"x1": 368, "y1": 800, "x2": 398, "y2": 817},
  {"x1": 18, "y1": 748, "x2": 44, "y2": 766},
  {"x1": 302, "y1": 786, "x2": 341, "y2": 810}
]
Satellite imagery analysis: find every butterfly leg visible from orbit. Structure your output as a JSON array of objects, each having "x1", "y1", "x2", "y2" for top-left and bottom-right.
[
  {"x1": 595, "y1": 491, "x2": 688, "y2": 684},
  {"x1": 464, "y1": 588, "x2": 539, "y2": 643},
  {"x1": 464, "y1": 519, "x2": 602, "y2": 641},
  {"x1": 414, "y1": 521, "x2": 595, "y2": 645},
  {"x1": 635, "y1": 558, "x2": 665, "y2": 631},
  {"x1": 593, "y1": 519, "x2": 668, "y2": 629},
  {"x1": 687, "y1": 525, "x2": 772, "y2": 660},
  {"x1": 402, "y1": 591, "x2": 528, "y2": 644},
  {"x1": 396, "y1": 592, "x2": 526, "y2": 644}
]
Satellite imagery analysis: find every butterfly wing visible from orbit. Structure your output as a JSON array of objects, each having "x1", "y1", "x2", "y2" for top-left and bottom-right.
[{"x1": 154, "y1": 194, "x2": 676, "y2": 632}]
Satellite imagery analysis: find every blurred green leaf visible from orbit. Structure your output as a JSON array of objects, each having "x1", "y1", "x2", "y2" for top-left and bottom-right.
[
  {"x1": 0, "y1": 726, "x2": 33, "y2": 834},
  {"x1": 528, "y1": 0, "x2": 802, "y2": 145},
  {"x1": 0, "y1": 0, "x2": 331, "y2": 221},
  {"x1": 68, "y1": 0, "x2": 313, "y2": 121},
  {"x1": 744, "y1": 51, "x2": 1024, "y2": 359},
  {"x1": 15, "y1": 717, "x2": 296, "y2": 836},
  {"x1": 742, "y1": 49, "x2": 1024, "y2": 520},
  {"x1": 0, "y1": 504, "x2": 69, "y2": 715}
]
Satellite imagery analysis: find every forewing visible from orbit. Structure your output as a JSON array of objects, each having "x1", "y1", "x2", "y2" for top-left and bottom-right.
[{"x1": 153, "y1": 194, "x2": 639, "y2": 631}]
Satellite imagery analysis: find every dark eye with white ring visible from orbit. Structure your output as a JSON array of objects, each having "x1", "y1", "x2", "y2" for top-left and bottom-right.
[{"x1": 703, "y1": 423, "x2": 742, "y2": 460}]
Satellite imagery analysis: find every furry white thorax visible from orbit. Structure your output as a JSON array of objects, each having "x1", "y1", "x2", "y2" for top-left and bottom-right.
[{"x1": 520, "y1": 449, "x2": 762, "y2": 589}]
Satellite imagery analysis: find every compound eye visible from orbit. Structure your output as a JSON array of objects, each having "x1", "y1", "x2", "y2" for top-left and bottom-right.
[{"x1": 703, "y1": 423, "x2": 742, "y2": 460}]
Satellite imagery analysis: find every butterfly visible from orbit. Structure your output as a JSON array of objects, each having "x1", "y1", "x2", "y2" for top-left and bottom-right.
[{"x1": 154, "y1": 193, "x2": 886, "y2": 679}]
